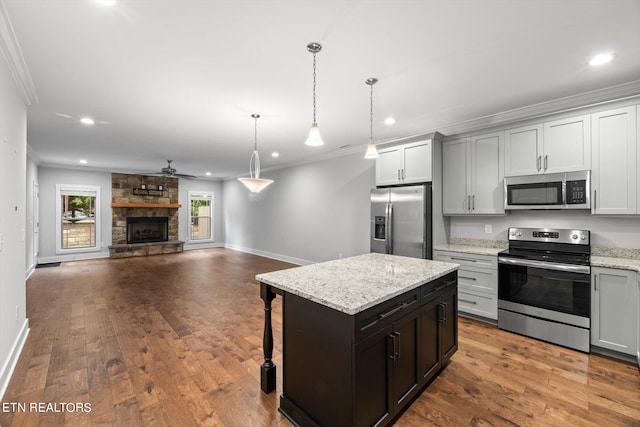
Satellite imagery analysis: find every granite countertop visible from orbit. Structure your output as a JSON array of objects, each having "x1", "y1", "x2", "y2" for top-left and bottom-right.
[
  {"x1": 591, "y1": 256, "x2": 640, "y2": 273},
  {"x1": 434, "y1": 238, "x2": 508, "y2": 256},
  {"x1": 256, "y1": 253, "x2": 459, "y2": 315}
]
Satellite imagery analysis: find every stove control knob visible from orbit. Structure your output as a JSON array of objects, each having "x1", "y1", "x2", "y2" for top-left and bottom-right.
[
  {"x1": 572, "y1": 234, "x2": 578, "y2": 240},
  {"x1": 581, "y1": 235, "x2": 586, "y2": 240},
  {"x1": 516, "y1": 232, "x2": 522, "y2": 237}
]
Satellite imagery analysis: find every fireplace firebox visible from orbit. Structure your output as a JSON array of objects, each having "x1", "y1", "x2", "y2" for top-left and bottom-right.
[{"x1": 126, "y1": 217, "x2": 169, "y2": 244}]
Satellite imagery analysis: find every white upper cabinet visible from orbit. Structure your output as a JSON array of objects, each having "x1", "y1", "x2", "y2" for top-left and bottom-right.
[
  {"x1": 504, "y1": 114, "x2": 591, "y2": 176},
  {"x1": 443, "y1": 131, "x2": 504, "y2": 215},
  {"x1": 543, "y1": 114, "x2": 591, "y2": 173},
  {"x1": 504, "y1": 124, "x2": 542, "y2": 176},
  {"x1": 470, "y1": 132, "x2": 505, "y2": 214},
  {"x1": 442, "y1": 138, "x2": 470, "y2": 214},
  {"x1": 591, "y1": 106, "x2": 637, "y2": 215},
  {"x1": 375, "y1": 140, "x2": 432, "y2": 186}
]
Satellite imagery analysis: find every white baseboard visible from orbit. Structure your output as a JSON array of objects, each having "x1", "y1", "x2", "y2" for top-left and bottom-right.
[
  {"x1": 183, "y1": 241, "x2": 224, "y2": 251},
  {"x1": 37, "y1": 251, "x2": 110, "y2": 264},
  {"x1": 25, "y1": 263, "x2": 36, "y2": 279},
  {"x1": 223, "y1": 244, "x2": 312, "y2": 266},
  {"x1": 0, "y1": 319, "x2": 29, "y2": 401}
]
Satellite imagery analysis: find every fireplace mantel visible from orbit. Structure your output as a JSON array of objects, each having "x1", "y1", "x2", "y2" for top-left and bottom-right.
[{"x1": 112, "y1": 202, "x2": 182, "y2": 209}]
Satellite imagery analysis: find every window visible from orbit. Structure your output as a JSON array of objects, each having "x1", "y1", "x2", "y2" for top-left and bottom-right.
[
  {"x1": 189, "y1": 191, "x2": 213, "y2": 242},
  {"x1": 56, "y1": 185, "x2": 101, "y2": 253}
]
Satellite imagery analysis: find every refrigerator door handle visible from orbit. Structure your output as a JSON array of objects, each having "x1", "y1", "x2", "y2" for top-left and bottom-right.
[{"x1": 386, "y1": 203, "x2": 393, "y2": 254}]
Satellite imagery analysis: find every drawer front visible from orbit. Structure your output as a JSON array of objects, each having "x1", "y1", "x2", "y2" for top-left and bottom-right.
[
  {"x1": 457, "y1": 266, "x2": 497, "y2": 294},
  {"x1": 422, "y1": 272, "x2": 457, "y2": 304},
  {"x1": 458, "y1": 290, "x2": 497, "y2": 320},
  {"x1": 355, "y1": 289, "x2": 420, "y2": 342},
  {"x1": 433, "y1": 251, "x2": 497, "y2": 270}
]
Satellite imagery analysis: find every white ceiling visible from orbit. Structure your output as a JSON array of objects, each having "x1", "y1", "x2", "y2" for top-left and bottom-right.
[{"x1": 4, "y1": 0, "x2": 640, "y2": 179}]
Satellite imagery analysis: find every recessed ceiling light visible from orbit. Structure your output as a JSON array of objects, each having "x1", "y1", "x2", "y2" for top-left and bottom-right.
[
  {"x1": 79, "y1": 159, "x2": 88, "y2": 164},
  {"x1": 271, "y1": 152, "x2": 279, "y2": 158},
  {"x1": 589, "y1": 53, "x2": 614, "y2": 66},
  {"x1": 205, "y1": 172, "x2": 211, "y2": 176},
  {"x1": 95, "y1": 0, "x2": 117, "y2": 6},
  {"x1": 384, "y1": 117, "x2": 396, "y2": 125},
  {"x1": 80, "y1": 117, "x2": 95, "y2": 125}
]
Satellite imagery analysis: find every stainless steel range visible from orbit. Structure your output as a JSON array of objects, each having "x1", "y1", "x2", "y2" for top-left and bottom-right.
[{"x1": 498, "y1": 227, "x2": 591, "y2": 352}]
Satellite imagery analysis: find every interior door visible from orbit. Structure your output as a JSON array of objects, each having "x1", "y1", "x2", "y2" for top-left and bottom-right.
[{"x1": 33, "y1": 182, "x2": 39, "y2": 261}]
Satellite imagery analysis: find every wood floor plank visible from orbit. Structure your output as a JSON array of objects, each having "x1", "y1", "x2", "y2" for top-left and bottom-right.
[{"x1": 1, "y1": 248, "x2": 638, "y2": 427}]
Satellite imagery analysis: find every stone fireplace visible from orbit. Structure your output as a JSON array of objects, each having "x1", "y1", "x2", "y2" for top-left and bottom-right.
[{"x1": 109, "y1": 173, "x2": 184, "y2": 258}]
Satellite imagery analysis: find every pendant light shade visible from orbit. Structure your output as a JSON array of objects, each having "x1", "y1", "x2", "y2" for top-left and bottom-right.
[
  {"x1": 304, "y1": 42, "x2": 324, "y2": 147},
  {"x1": 238, "y1": 114, "x2": 274, "y2": 193},
  {"x1": 364, "y1": 77, "x2": 379, "y2": 159}
]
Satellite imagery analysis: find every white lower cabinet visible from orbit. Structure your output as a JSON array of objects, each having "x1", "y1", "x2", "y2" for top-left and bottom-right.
[
  {"x1": 434, "y1": 250, "x2": 497, "y2": 320},
  {"x1": 591, "y1": 267, "x2": 639, "y2": 356}
]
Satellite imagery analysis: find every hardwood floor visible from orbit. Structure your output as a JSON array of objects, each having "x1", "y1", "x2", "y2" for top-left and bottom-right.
[{"x1": 1, "y1": 248, "x2": 638, "y2": 426}]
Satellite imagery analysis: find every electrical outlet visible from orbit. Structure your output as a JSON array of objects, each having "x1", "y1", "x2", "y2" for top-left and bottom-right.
[{"x1": 484, "y1": 224, "x2": 492, "y2": 234}]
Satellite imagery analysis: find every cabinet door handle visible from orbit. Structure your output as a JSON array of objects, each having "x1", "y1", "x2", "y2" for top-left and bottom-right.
[
  {"x1": 472, "y1": 195, "x2": 475, "y2": 210},
  {"x1": 537, "y1": 156, "x2": 541, "y2": 171},
  {"x1": 459, "y1": 298, "x2": 477, "y2": 305},
  {"x1": 451, "y1": 257, "x2": 476, "y2": 262},
  {"x1": 443, "y1": 302, "x2": 448, "y2": 323},
  {"x1": 544, "y1": 155, "x2": 548, "y2": 171},
  {"x1": 397, "y1": 169, "x2": 401, "y2": 181},
  {"x1": 388, "y1": 334, "x2": 396, "y2": 360},
  {"x1": 594, "y1": 190, "x2": 597, "y2": 211},
  {"x1": 593, "y1": 275, "x2": 597, "y2": 291},
  {"x1": 394, "y1": 331, "x2": 401, "y2": 359},
  {"x1": 459, "y1": 276, "x2": 477, "y2": 281},
  {"x1": 467, "y1": 195, "x2": 471, "y2": 211}
]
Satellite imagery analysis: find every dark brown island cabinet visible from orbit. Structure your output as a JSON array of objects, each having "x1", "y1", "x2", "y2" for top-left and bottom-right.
[{"x1": 256, "y1": 253, "x2": 458, "y2": 427}]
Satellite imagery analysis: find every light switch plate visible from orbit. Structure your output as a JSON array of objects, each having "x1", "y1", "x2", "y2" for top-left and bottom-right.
[{"x1": 484, "y1": 224, "x2": 492, "y2": 234}]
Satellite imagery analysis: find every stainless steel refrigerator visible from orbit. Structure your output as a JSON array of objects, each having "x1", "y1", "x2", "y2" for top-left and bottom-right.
[{"x1": 370, "y1": 184, "x2": 433, "y2": 259}]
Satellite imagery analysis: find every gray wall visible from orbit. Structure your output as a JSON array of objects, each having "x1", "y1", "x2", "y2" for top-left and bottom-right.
[
  {"x1": 37, "y1": 167, "x2": 113, "y2": 262},
  {"x1": 0, "y1": 47, "x2": 28, "y2": 399},
  {"x1": 223, "y1": 152, "x2": 375, "y2": 264},
  {"x1": 450, "y1": 211, "x2": 640, "y2": 248}
]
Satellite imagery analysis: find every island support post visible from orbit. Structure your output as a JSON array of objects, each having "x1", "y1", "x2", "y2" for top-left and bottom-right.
[{"x1": 260, "y1": 282, "x2": 280, "y2": 393}]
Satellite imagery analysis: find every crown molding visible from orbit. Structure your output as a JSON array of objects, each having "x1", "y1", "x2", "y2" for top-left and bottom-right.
[
  {"x1": 379, "y1": 80, "x2": 640, "y2": 142},
  {"x1": 0, "y1": 1, "x2": 37, "y2": 105}
]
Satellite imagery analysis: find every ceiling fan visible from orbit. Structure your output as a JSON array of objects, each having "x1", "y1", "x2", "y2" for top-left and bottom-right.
[{"x1": 144, "y1": 160, "x2": 197, "y2": 180}]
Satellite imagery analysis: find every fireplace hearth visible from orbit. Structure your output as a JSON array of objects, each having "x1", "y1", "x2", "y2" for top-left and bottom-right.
[{"x1": 127, "y1": 217, "x2": 169, "y2": 244}]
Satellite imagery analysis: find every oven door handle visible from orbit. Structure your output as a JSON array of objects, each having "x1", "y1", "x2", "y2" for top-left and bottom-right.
[{"x1": 498, "y1": 256, "x2": 590, "y2": 274}]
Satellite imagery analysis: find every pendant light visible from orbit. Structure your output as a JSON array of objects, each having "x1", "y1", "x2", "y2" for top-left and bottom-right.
[
  {"x1": 238, "y1": 114, "x2": 274, "y2": 193},
  {"x1": 304, "y1": 42, "x2": 324, "y2": 146},
  {"x1": 364, "y1": 77, "x2": 380, "y2": 159}
]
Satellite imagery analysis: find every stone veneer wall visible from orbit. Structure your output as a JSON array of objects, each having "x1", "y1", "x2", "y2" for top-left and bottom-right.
[{"x1": 110, "y1": 173, "x2": 182, "y2": 257}]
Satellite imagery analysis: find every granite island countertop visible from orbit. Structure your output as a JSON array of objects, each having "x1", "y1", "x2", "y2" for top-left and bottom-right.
[
  {"x1": 434, "y1": 244, "x2": 506, "y2": 256},
  {"x1": 256, "y1": 253, "x2": 459, "y2": 315}
]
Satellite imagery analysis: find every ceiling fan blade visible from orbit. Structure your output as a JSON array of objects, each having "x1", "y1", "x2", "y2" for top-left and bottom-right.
[{"x1": 175, "y1": 173, "x2": 198, "y2": 180}]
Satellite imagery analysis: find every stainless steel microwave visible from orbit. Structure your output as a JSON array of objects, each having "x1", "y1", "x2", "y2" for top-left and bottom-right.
[{"x1": 504, "y1": 170, "x2": 590, "y2": 210}]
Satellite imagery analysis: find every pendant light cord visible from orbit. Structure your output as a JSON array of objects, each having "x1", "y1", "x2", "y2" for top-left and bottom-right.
[
  {"x1": 312, "y1": 51, "x2": 317, "y2": 123},
  {"x1": 369, "y1": 82, "x2": 374, "y2": 143}
]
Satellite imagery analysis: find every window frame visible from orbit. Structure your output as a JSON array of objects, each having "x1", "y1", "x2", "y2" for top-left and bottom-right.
[
  {"x1": 56, "y1": 184, "x2": 101, "y2": 254},
  {"x1": 188, "y1": 190, "x2": 214, "y2": 243}
]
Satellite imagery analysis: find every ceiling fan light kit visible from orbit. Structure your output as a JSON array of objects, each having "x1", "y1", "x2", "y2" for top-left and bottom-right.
[{"x1": 238, "y1": 114, "x2": 274, "y2": 193}]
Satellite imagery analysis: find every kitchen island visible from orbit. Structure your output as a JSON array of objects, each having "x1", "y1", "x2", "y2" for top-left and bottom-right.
[{"x1": 256, "y1": 253, "x2": 459, "y2": 427}]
